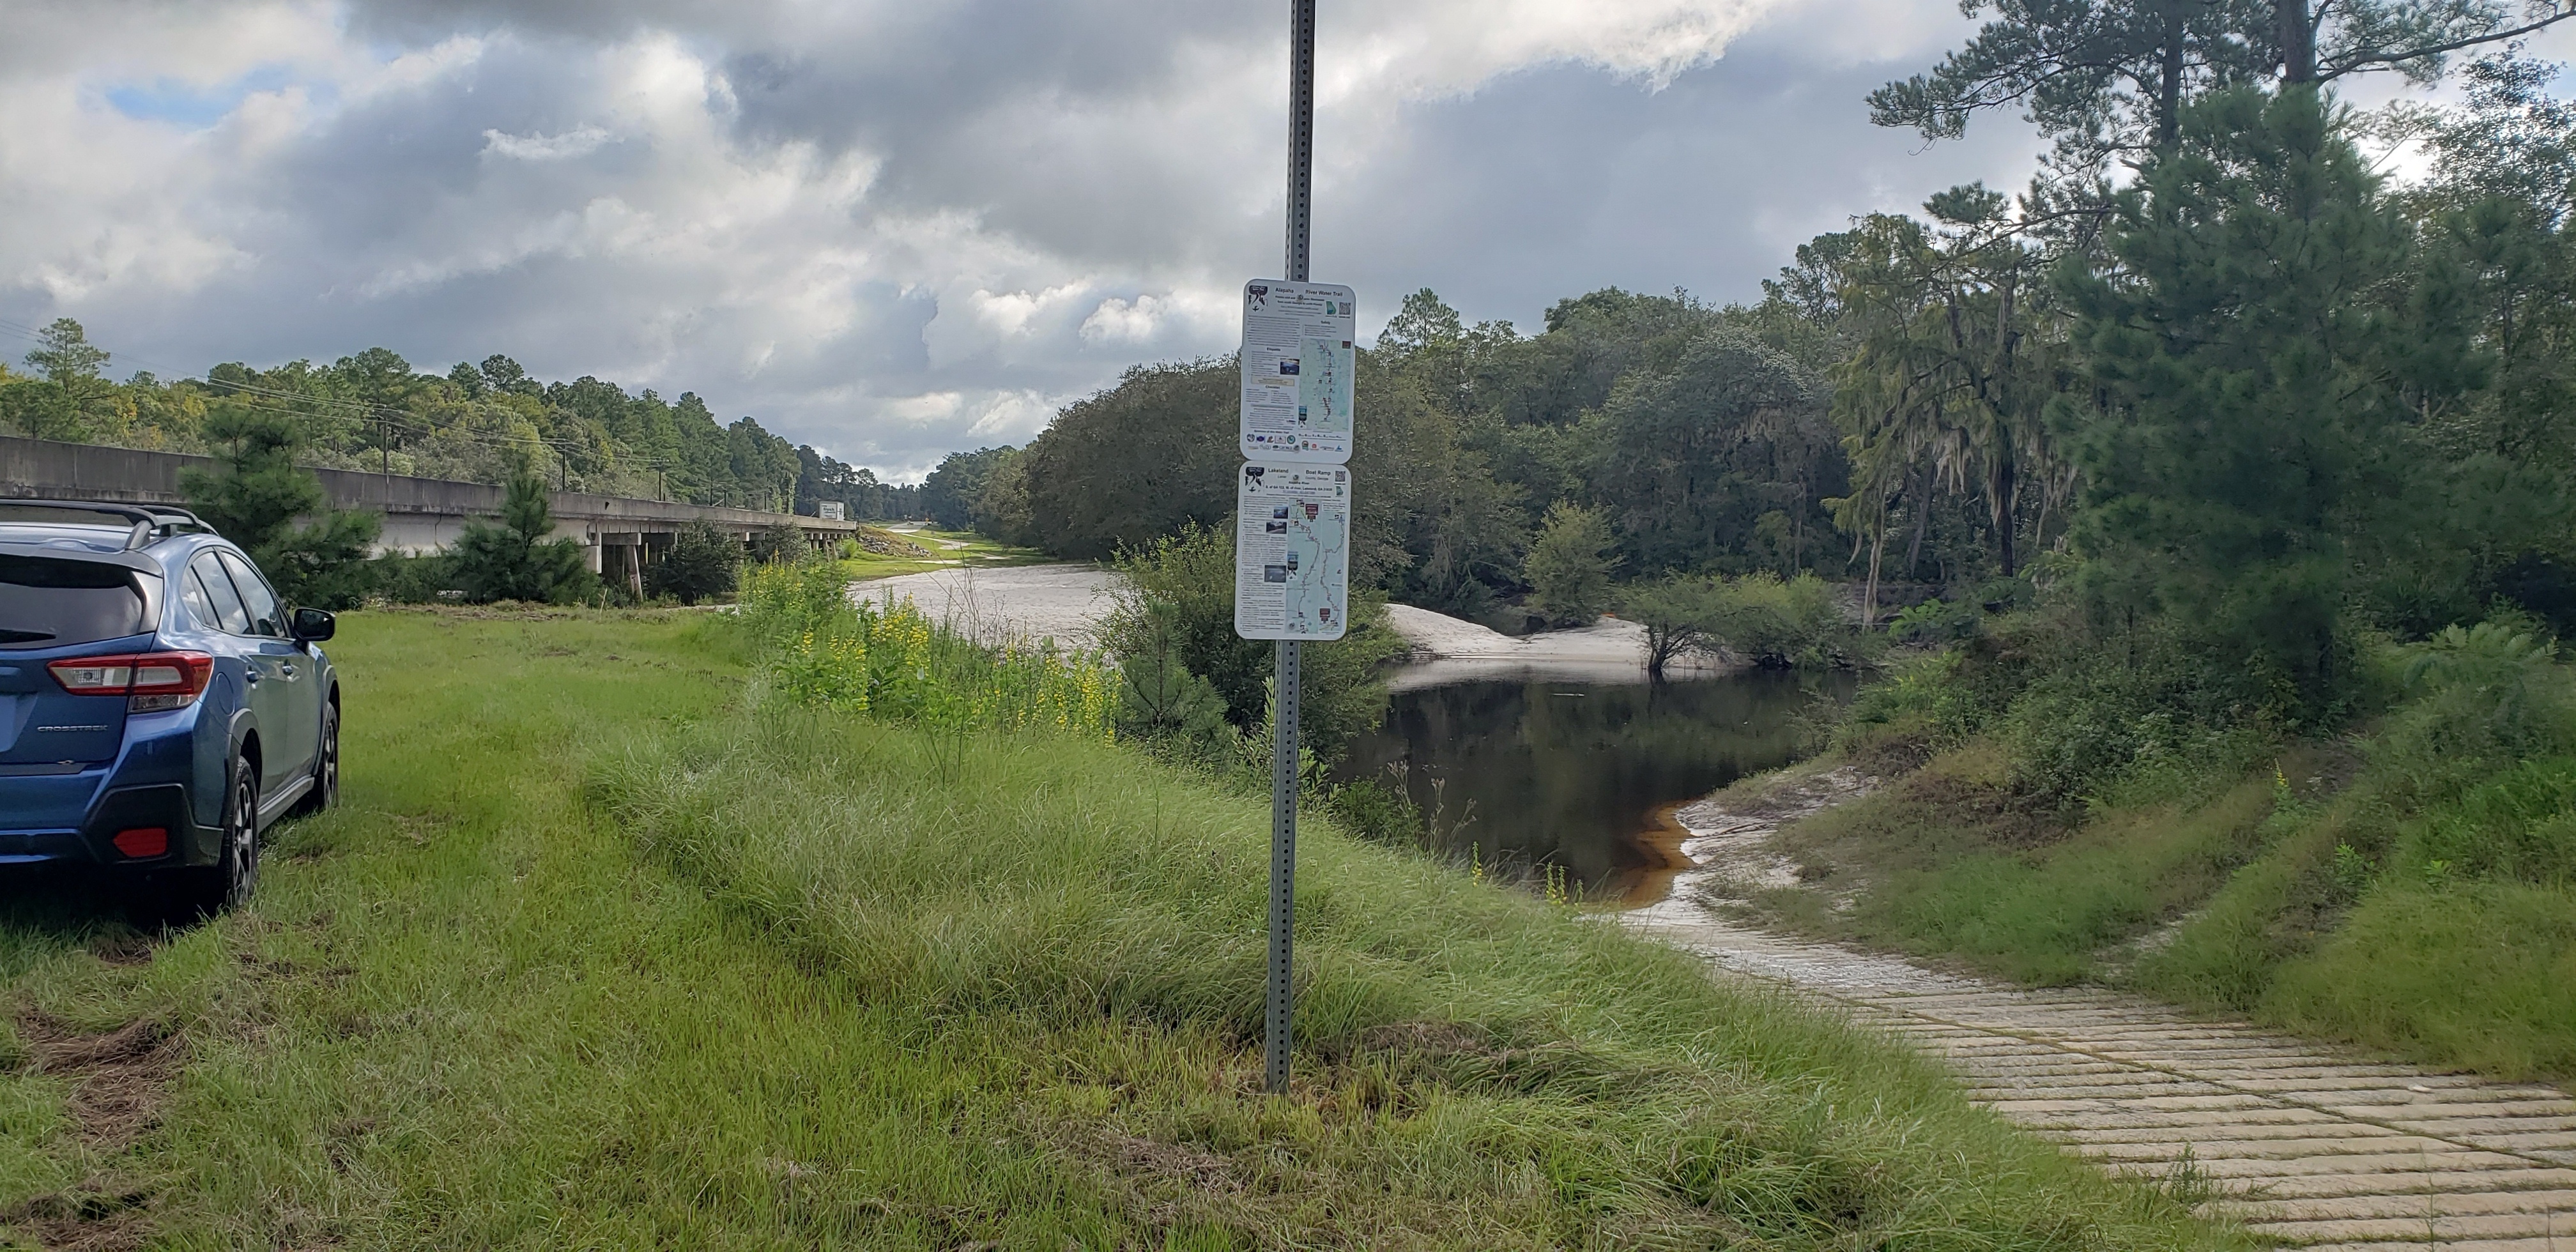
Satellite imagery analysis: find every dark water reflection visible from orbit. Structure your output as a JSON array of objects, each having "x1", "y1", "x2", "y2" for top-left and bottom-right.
[{"x1": 1333, "y1": 672, "x2": 1853, "y2": 904}]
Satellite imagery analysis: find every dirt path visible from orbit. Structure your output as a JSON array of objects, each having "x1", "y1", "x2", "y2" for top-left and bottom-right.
[{"x1": 1621, "y1": 768, "x2": 2576, "y2": 1249}]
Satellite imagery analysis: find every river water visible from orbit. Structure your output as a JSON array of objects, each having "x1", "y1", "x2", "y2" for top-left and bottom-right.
[{"x1": 1333, "y1": 671, "x2": 1853, "y2": 905}]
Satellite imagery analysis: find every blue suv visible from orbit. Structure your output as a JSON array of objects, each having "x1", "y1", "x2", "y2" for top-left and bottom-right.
[{"x1": 1, "y1": 501, "x2": 339, "y2": 912}]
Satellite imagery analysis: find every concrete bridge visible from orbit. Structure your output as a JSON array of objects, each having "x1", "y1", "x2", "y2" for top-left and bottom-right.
[{"x1": 0, "y1": 433, "x2": 860, "y2": 592}]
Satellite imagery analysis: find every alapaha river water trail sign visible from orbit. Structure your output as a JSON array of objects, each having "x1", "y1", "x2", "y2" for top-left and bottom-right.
[
  {"x1": 1232, "y1": 462, "x2": 1352, "y2": 641},
  {"x1": 1234, "y1": 278, "x2": 1354, "y2": 644},
  {"x1": 1238, "y1": 279, "x2": 1356, "y2": 463}
]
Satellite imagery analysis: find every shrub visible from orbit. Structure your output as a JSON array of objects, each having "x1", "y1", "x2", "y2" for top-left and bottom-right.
[
  {"x1": 1624, "y1": 571, "x2": 1869, "y2": 674},
  {"x1": 2410, "y1": 757, "x2": 2576, "y2": 885},
  {"x1": 1997, "y1": 616, "x2": 2280, "y2": 805},
  {"x1": 1887, "y1": 597, "x2": 1981, "y2": 644},
  {"x1": 2375, "y1": 621, "x2": 2572, "y2": 800},
  {"x1": 2361, "y1": 618, "x2": 2576, "y2": 883},
  {"x1": 748, "y1": 521, "x2": 804, "y2": 565},
  {"x1": 1098, "y1": 522, "x2": 1402, "y2": 761},
  {"x1": 1323, "y1": 776, "x2": 1425, "y2": 846},
  {"x1": 1703, "y1": 572, "x2": 1866, "y2": 668},
  {"x1": 1108, "y1": 598, "x2": 1235, "y2": 760},
  {"x1": 364, "y1": 550, "x2": 456, "y2": 604},
  {"x1": 1833, "y1": 649, "x2": 1981, "y2": 761},
  {"x1": 650, "y1": 518, "x2": 740, "y2": 605},
  {"x1": 741, "y1": 557, "x2": 1116, "y2": 740},
  {"x1": 1522, "y1": 501, "x2": 1620, "y2": 626}
]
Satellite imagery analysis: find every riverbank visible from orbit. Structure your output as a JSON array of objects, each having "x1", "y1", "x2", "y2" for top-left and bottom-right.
[
  {"x1": 856, "y1": 564, "x2": 1687, "y2": 685},
  {"x1": 0, "y1": 608, "x2": 2235, "y2": 1248},
  {"x1": 1379, "y1": 604, "x2": 1719, "y2": 689}
]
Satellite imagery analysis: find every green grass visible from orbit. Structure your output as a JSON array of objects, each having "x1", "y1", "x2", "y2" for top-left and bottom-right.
[
  {"x1": 1752, "y1": 722, "x2": 2576, "y2": 1081},
  {"x1": 1747, "y1": 744, "x2": 2285, "y2": 986},
  {"x1": 1780, "y1": 620, "x2": 2576, "y2": 1081},
  {"x1": 838, "y1": 526, "x2": 1052, "y2": 581},
  {"x1": 0, "y1": 609, "x2": 2237, "y2": 1248},
  {"x1": 2258, "y1": 881, "x2": 2576, "y2": 1076},
  {"x1": 2135, "y1": 784, "x2": 2576, "y2": 1080}
]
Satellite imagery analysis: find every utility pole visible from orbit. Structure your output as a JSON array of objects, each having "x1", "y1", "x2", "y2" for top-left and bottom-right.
[{"x1": 1264, "y1": 0, "x2": 1317, "y2": 1100}]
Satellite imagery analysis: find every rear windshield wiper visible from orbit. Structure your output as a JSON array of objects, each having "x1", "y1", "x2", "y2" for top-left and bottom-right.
[{"x1": 0, "y1": 630, "x2": 59, "y2": 643}]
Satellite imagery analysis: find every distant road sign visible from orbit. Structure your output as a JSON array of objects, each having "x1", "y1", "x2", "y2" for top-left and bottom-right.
[
  {"x1": 816, "y1": 501, "x2": 845, "y2": 521},
  {"x1": 1232, "y1": 461, "x2": 1351, "y2": 641},
  {"x1": 1239, "y1": 279, "x2": 1355, "y2": 464}
]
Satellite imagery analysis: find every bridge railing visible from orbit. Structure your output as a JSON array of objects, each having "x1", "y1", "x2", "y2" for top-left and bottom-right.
[{"x1": 1, "y1": 432, "x2": 862, "y2": 563}]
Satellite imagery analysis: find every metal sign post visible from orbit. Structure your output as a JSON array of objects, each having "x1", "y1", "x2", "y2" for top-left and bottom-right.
[{"x1": 1266, "y1": 0, "x2": 1317, "y2": 1099}]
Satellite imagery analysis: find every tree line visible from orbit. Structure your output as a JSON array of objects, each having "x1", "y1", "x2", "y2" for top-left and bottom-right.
[
  {"x1": 0, "y1": 332, "x2": 922, "y2": 522},
  {"x1": 930, "y1": 0, "x2": 2576, "y2": 781}
]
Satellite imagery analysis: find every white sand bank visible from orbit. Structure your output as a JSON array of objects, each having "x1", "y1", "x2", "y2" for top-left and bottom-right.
[{"x1": 855, "y1": 565, "x2": 1719, "y2": 685}]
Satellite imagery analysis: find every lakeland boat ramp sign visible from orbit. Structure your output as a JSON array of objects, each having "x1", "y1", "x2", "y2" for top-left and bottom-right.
[
  {"x1": 1232, "y1": 461, "x2": 1351, "y2": 641},
  {"x1": 1238, "y1": 280, "x2": 1356, "y2": 464}
]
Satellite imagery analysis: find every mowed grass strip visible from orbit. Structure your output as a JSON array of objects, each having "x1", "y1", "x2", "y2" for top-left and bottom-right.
[{"x1": 0, "y1": 610, "x2": 2239, "y2": 1249}]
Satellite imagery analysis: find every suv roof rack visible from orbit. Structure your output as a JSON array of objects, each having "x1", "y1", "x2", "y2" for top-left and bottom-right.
[{"x1": 0, "y1": 500, "x2": 218, "y2": 549}]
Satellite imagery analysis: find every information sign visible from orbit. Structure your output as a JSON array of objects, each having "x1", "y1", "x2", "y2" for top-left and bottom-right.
[
  {"x1": 1232, "y1": 461, "x2": 1351, "y2": 641},
  {"x1": 1239, "y1": 279, "x2": 1356, "y2": 464}
]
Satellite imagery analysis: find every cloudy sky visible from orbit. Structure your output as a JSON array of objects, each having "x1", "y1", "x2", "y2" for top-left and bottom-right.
[{"x1": 0, "y1": 1, "x2": 2553, "y2": 480}]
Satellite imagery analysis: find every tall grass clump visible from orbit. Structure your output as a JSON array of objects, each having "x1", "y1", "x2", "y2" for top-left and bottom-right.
[
  {"x1": 578, "y1": 563, "x2": 2233, "y2": 1246},
  {"x1": 590, "y1": 687, "x2": 2232, "y2": 1248},
  {"x1": 738, "y1": 556, "x2": 1115, "y2": 739}
]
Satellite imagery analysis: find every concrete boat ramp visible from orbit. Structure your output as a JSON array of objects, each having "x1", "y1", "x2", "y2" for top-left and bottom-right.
[{"x1": 1625, "y1": 771, "x2": 2576, "y2": 1250}]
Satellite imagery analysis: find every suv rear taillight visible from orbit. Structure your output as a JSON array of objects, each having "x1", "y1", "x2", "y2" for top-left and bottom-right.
[{"x1": 48, "y1": 652, "x2": 215, "y2": 712}]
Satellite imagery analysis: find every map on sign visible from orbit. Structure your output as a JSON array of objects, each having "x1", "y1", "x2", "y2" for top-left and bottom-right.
[
  {"x1": 1232, "y1": 462, "x2": 1351, "y2": 641},
  {"x1": 1239, "y1": 279, "x2": 1356, "y2": 464}
]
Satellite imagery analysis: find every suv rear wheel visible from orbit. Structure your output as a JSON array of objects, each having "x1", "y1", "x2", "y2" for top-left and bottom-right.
[{"x1": 185, "y1": 752, "x2": 260, "y2": 914}]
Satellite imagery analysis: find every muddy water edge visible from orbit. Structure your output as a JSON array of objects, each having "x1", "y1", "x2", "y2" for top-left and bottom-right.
[{"x1": 1332, "y1": 669, "x2": 1855, "y2": 903}]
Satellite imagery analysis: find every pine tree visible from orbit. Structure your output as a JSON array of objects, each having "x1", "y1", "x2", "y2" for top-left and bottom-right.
[
  {"x1": 2058, "y1": 88, "x2": 2485, "y2": 713},
  {"x1": 451, "y1": 470, "x2": 594, "y2": 604},
  {"x1": 181, "y1": 405, "x2": 383, "y2": 607},
  {"x1": 649, "y1": 519, "x2": 739, "y2": 606}
]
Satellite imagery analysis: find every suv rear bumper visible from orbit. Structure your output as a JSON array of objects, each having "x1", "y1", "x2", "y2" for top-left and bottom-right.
[{"x1": 0, "y1": 781, "x2": 216, "y2": 867}]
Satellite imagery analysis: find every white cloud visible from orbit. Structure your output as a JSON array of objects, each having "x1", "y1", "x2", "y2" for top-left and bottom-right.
[
  {"x1": 1079, "y1": 294, "x2": 1166, "y2": 344},
  {"x1": 965, "y1": 389, "x2": 1065, "y2": 440},
  {"x1": 1330, "y1": 0, "x2": 1770, "y2": 99},
  {"x1": 481, "y1": 124, "x2": 613, "y2": 161},
  {"x1": 0, "y1": 0, "x2": 2071, "y2": 477}
]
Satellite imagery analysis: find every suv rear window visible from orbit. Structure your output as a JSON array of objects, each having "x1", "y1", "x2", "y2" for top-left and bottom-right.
[{"x1": 0, "y1": 556, "x2": 160, "y2": 650}]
